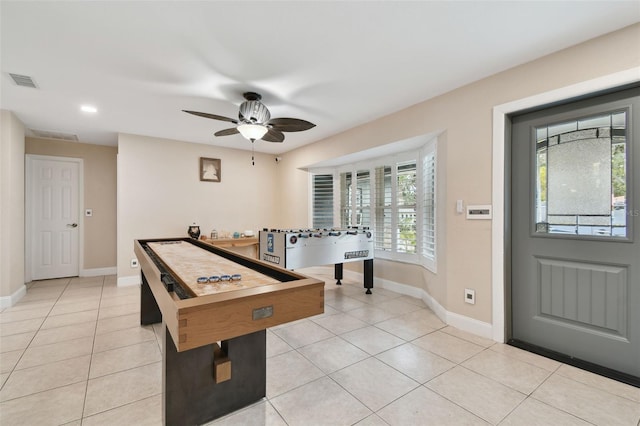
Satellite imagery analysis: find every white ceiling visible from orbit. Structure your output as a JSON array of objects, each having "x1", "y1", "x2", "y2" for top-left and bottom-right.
[{"x1": 1, "y1": 1, "x2": 639, "y2": 155}]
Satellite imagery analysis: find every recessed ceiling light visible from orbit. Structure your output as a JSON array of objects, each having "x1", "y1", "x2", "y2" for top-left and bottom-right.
[{"x1": 80, "y1": 105, "x2": 97, "y2": 113}]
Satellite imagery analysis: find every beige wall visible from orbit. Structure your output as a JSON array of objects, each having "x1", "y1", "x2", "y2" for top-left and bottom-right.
[
  {"x1": 25, "y1": 138, "x2": 118, "y2": 270},
  {"x1": 277, "y1": 24, "x2": 640, "y2": 324},
  {"x1": 0, "y1": 110, "x2": 25, "y2": 300},
  {"x1": 117, "y1": 133, "x2": 280, "y2": 281}
]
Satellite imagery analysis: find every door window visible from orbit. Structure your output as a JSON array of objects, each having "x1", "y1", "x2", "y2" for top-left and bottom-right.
[{"x1": 535, "y1": 110, "x2": 628, "y2": 238}]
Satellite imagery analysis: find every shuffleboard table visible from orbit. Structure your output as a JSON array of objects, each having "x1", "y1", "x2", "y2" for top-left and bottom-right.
[{"x1": 134, "y1": 237, "x2": 324, "y2": 426}]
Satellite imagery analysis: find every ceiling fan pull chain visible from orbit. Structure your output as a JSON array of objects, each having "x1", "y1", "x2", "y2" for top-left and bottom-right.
[{"x1": 251, "y1": 139, "x2": 255, "y2": 166}]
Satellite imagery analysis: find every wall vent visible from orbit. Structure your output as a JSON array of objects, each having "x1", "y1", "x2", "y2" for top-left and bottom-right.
[
  {"x1": 29, "y1": 129, "x2": 79, "y2": 141},
  {"x1": 9, "y1": 73, "x2": 38, "y2": 88}
]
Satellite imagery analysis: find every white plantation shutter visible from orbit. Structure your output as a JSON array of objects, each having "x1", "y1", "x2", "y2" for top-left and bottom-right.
[
  {"x1": 312, "y1": 174, "x2": 333, "y2": 228},
  {"x1": 340, "y1": 172, "x2": 352, "y2": 228},
  {"x1": 422, "y1": 148, "x2": 436, "y2": 261},
  {"x1": 375, "y1": 166, "x2": 392, "y2": 251},
  {"x1": 397, "y1": 162, "x2": 417, "y2": 253},
  {"x1": 356, "y1": 170, "x2": 371, "y2": 227}
]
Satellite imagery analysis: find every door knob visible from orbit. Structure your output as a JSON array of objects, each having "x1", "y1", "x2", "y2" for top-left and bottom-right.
[{"x1": 67, "y1": 223, "x2": 78, "y2": 228}]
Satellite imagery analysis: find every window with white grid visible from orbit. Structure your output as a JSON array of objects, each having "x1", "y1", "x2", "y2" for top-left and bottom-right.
[{"x1": 312, "y1": 174, "x2": 334, "y2": 228}]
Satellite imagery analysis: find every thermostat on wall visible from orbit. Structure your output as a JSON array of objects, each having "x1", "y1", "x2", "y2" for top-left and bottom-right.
[{"x1": 466, "y1": 205, "x2": 492, "y2": 220}]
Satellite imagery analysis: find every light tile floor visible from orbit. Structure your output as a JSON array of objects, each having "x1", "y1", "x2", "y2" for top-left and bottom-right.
[{"x1": 0, "y1": 270, "x2": 638, "y2": 425}]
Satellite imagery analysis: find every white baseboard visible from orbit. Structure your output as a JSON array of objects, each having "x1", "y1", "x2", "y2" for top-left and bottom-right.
[
  {"x1": 419, "y1": 286, "x2": 448, "y2": 325},
  {"x1": 446, "y1": 311, "x2": 493, "y2": 340},
  {"x1": 376, "y1": 276, "x2": 423, "y2": 299},
  {"x1": 0, "y1": 284, "x2": 27, "y2": 308},
  {"x1": 80, "y1": 267, "x2": 117, "y2": 277},
  {"x1": 338, "y1": 268, "x2": 495, "y2": 342},
  {"x1": 117, "y1": 274, "x2": 140, "y2": 287}
]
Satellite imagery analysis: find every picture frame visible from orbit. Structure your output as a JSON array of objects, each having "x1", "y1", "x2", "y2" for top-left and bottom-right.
[{"x1": 200, "y1": 157, "x2": 221, "y2": 182}]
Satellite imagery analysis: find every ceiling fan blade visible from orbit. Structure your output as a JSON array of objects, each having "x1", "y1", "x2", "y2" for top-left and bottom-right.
[
  {"x1": 262, "y1": 128, "x2": 285, "y2": 143},
  {"x1": 183, "y1": 110, "x2": 238, "y2": 124},
  {"x1": 267, "y1": 118, "x2": 315, "y2": 132},
  {"x1": 214, "y1": 127, "x2": 239, "y2": 137}
]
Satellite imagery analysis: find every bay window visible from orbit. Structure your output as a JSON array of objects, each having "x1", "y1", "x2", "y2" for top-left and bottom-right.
[{"x1": 311, "y1": 138, "x2": 437, "y2": 271}]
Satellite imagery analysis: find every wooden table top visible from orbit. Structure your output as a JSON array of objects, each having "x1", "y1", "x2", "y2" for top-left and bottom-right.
[{"x1": 147, "y1": 241, "x2": 278, "y2": 297}]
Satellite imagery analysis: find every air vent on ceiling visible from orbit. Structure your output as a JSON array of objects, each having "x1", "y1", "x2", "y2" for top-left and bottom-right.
[
  {"x1": 9, "y1": 73, "x2": 38, "y2": 88},
  {"x1": 29, "y1": 129, "x2": 79, "y2": 141}
]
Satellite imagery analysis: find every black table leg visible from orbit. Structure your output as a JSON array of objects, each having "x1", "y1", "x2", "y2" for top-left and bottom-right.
[
  {"x1": 364, "y1": 259, "x2": 373, "y2": 294},
  {"x1": 163, "y1": 327, "x2": 266, "y2": 426},
  {"x1": 335, "y1": 263, "x2": 343, "y2": 285}
]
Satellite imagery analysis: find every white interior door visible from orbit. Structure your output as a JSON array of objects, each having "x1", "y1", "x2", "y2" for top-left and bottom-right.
[{"x1": 29, "y1": 156, "x2": 80, "y2": 280}]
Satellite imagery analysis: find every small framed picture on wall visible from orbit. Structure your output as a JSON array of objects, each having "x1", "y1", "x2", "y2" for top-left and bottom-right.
[{"x1": 200, "y1": 157, "x2": 221, "y2": 182}]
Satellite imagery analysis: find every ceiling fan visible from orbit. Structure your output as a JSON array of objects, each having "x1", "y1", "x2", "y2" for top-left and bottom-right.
[{"x1": 183, "y1": 92, "x2": 315, "y2": 143}]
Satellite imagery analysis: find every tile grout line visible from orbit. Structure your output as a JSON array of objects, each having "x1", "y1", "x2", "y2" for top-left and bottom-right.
[
  {"x1": 419, "y1": 377, "x2": 495, "y2": 425},
  {"x1": 552, "y1": 365, "x2": 640, "y2": 403},
  {"x1": 455, "y1": 357, "x2": 529, "y2": 425},
  {"x1": 79, "y1": 275, "x2": 106, "y2": 425},
  {"x1": 81, "y1": 392, "x2": 164, "y2": 425},
  {"x1": 0, "y1": 277, "x2": 72, "y2": 394},
  {"x1": 524, "y1": 370, "x2": 602, "y2": 426}
]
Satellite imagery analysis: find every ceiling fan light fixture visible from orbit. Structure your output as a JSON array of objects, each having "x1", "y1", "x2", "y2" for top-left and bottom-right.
[{"x1": 237, "y1": 123, "x2": 268, "y2": 140}]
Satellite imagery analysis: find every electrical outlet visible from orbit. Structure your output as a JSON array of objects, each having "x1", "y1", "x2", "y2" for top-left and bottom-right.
[
  {"x1": 130, "y1": 258, "x2": 139, "y2": 268},
  {"x1": 464, "y1": 288, "x2": 475, "y2": 305}
]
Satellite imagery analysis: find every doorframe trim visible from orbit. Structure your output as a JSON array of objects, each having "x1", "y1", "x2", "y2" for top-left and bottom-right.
[
  {"x1": 491, "y1": 67, "x2": 640, "y2": 343},
  {"x1": 25, "y1": 154, "x2": 85, "y2": 282}
]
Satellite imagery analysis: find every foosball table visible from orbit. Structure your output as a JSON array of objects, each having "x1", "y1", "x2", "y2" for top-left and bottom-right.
[
  {"x1": 134, "y1": 237, "x2": 324, "y2": 425},
  {"x1": 259, "y1": 227, "x2": 374, "y2": 293}
]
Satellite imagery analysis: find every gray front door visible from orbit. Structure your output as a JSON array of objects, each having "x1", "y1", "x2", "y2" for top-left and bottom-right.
[{"x1": 511, "y1": 86, "x2": 639, "y2": 380}]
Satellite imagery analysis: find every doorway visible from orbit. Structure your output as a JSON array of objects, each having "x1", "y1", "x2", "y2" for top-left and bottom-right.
[
  {"x1": 26, "y1": 155, "x2": 83, "y2": 280},
  {"x1": 510, "y1": 87, "x2": 639, "y2": 383}
]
